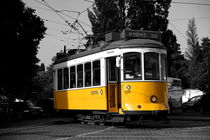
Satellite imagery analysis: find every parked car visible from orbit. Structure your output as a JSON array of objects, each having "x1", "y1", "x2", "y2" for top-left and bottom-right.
[
  {"x1": 0, "y1": 88, "x2": 11, "y2": 122},
  {"x1": 11, "y1": 100, "x2": 43, "y2": 119},
  {"x1": 37, "y1": 98, "x2": 55, "y2": 115},
  {"x1": 182, "y1": 89, "x2": 205, "y2": 103},
  {"x1": 199, "y1": 94, "x2": 210, "y2": 114},
  {"x1": 181, "y1": 95, "x2": 202, "y2": 112}
]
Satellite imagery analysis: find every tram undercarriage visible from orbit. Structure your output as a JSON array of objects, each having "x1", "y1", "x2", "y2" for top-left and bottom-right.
[{"x1": 56, "y1": 110, "x2": 169, "y2": 125}]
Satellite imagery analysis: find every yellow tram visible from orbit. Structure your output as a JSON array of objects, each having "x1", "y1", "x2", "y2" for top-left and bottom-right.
[{"x1": 53, "y1": 29, "x2": 169, "y2": 124}]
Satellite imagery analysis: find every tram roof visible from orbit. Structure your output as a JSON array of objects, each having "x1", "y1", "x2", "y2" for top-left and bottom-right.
[{"x1": 54, "y1": 39, "x2": 166, "y2": 65}]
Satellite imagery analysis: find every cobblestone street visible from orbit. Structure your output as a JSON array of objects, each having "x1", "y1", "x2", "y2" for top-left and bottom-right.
[{"x1": 0, "y1": 111, "x2": 210, "y2": 140}]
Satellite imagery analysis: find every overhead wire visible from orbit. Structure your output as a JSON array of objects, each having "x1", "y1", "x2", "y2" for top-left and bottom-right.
[
  {"x1": 169, "y1": 17, "x2": 210, "y2": 21},
  {"x1": 172, "y1": 1, "x2": 210, "y2": 6},
  {"x1": 34, "y1": 0, "x2": 90, "y2": 49},
  {"x1": 169, "y1": 22, "x2": 187, "y2": 40},
  {"x1": 41, "y1": 0, "x2": 76, "y2": 30},
  {"x1": 43, "y1": 18, "x2": 69, "y2": 27}
]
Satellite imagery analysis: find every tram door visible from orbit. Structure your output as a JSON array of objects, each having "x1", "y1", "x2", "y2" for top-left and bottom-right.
[{"x1": 107, "y1": 57, "x2": 120, "y2": 113}]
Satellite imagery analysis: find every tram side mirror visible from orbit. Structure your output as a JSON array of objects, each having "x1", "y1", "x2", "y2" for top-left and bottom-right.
[{"x1": 116, "y1": 56, "x2": 121, "y2": 68}]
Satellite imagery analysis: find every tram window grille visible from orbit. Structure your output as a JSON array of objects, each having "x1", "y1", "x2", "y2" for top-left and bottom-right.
[
  {"x1": 63, "y1": 67, "x2": 69, "y2": 89},
  {"x1": 93, "y1": 60, "x2": 100, "y2": 86},
  {"x1": 70, "y1": 66, "x2": 76, "y2": 88},
  {"x1": 85, "y1": 62, "x2": 91, "y2": 87},
  {"x1": 77, "y1": 64, "x2": 83, "y2": 88},
  {"x1": 144, "y1": 52, "x2": 160, "y2": 80},
  {"x1": 57, "y1": 69, "x2": 63, "y2": 90}
]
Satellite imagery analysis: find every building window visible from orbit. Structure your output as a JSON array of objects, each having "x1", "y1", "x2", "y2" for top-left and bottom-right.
[
  {"x1": 85, "y1": 62, "x2": 91, "y2": 87},
  {"x1": 93, "y1": 60, "x2": 100, "y2": 86},
  {"x1": 144, "y1": 52, "x2": 160, "y2": 80},
  {"x1": 77, "y1": 64, "x2": 83, "y2": 88},
  {"x1": 57, "y1": 69, "x2": 62, "y2": 90},
  {"x1": 70, "y1": 66, "x2": 76, "y2": 88},
  {"x1": 161, "y1": 54, "x2": 167, "y2": 80},
  {"x1": 124, "y1": 52, "x2": 142, "y2": 80},
  {"x1": 63, "y1": 67, "x2": 69, "y2": 89}
]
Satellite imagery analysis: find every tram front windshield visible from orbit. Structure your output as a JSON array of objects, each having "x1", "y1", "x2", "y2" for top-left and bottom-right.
[{"x1": 124, "y1": 52, "x2": 166, "y2": 81}]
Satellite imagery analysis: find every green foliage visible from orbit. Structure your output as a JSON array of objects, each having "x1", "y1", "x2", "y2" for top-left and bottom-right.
[
  {"x1": 32, "y1": 65, "x2": 53, "y2": 99},
  {"x1": 190, "y1": 38, "x2": 209, "y2": 92},
  {"x1": 88, "y1": 0, "x2": 171, "y2": 35},
  {"x1": 127, "y1": 0, "x2": 171, "y2": 31},
  {"x1": 162, "y1": 30, "x2": 189, "y2": 88},
  {"x1": 0, "y1": 1, "x2": 46, "y2": 97},
  {"x1": 185, "y1": 18, "x2": 199, "y2": 61},
  {"x1": 185, "y1": 18, "x2": 209, "y2": 92},
  {"x1": 88, "y1": 0, "x2": 123, "y2": 37}
]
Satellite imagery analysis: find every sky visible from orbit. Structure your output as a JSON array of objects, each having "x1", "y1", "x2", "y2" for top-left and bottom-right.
[{"x1": 22, "y1": 0, "x2": 210, "y2": 67}]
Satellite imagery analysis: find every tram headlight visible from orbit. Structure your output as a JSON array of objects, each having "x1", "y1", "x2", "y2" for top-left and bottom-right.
[{"x1": 150, "y1": 95, "x2": 157, "y2": 103}]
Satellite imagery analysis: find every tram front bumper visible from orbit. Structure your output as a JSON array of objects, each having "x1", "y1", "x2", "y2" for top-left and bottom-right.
[{"x1": 123, "y1": 110, "x2": 168, "y2": 116}]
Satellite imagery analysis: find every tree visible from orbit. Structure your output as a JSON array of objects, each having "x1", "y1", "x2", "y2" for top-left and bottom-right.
[
  {"x1": 32, "y1": 64, "x2": 53, "y2": 99},
  {"x1": 0, "y1": 1, "x2": 46, "y2": 98},
  {"x1": 185, "y1": 18, "x2": 208, "y2": 90},
  {"x1": 190, "y1": 38, "x2": 209, "y2": 92},
  {"x1": 88, "y1": 0, "x2": 171, "y2": 36},
  {"x1": 185, "y1": 18, "x2": 199, "y2": 61},
  {"x1": 39, "y1": 63, "x2": 46, "y2": 71},
  {"x1": 127, "y1": 0, "x2": 171, "y2": 31},
  {"x1": 88, "y1": 0, "x2": 123, "y2": 39},
  {"x1": 162, "y1": 30, "x2": 189, "y2": 88}
]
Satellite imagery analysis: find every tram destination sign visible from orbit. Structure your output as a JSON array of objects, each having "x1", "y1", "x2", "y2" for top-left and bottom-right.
[{"x1": 121, "y1": 29, "x2": 162, "y2": 42}]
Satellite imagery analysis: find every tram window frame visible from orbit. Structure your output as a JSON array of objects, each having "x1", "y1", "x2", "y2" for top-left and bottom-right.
[
  {"x1": 161, "y1": 54, "x2": 167, "y2": 81},
  {"x1": 77, "y1": 64, "x2": 83, "y2": 88},
  {"x1": 109, "y1": 58, "x2": 118, "y2": 82},
  {"x1": 123, "y1": 52, "x2": 142, "y2": 80},
  {"x1": 93, "y1": 60, "x2": 101, "y2": 86},
  {"x1": 63, "y1": 67, "x2": 69, "y2": 89},
  {"x1": 144, "y1": 52, "x2": 160, "y2": 80},
  {"x1": 57, "y1": 69, "x2": 63, "y2": 90},
  {"x1": 70, "y1": 66, "x2": 76, "y2": 88},
  {"x1": 85, "y1": 62, "x2": 91, "y2": 87},
  {"x1": 53, "y1": 70, "x2": 56, "y2": 90}
]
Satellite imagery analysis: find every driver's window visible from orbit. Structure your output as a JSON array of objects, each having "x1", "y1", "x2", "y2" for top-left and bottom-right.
[{"x1": 124, "y1": 52, "x2": 142, "y2": 80}]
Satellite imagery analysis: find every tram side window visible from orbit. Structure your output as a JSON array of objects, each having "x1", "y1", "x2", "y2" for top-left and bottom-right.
[
  {"x1": 161, "y1": 54, "x2": 167, "y2": 80},
  {"x1": 124, "y1": 52, "x2": 142, "y2": 80},
  {"x1": 63, "y1": 67, "x2": 69, "y2": 89},
  {"x1": 85, "y1": 62, "x2": 91, "y2": 87},
  {"x1": 93, "y1": 60, "x2": 100, "y2": 86},
  {"x1": 144, "y1": 52, "x2": 160, "y2": 80},
  {"x1": 77, "y1": 64, "x2": 83, "y2": 88},
  {"x1": 70, "y1": 66, "x2": 76, "y2": 88},
  {"x1": 57, "y1": 69, "x2": 62, "y2": 90}
]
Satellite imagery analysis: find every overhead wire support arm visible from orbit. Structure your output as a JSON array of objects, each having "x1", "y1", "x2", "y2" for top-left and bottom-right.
[{"x1": 75, "y1": 20, "x2": 88, "y2": 36}]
